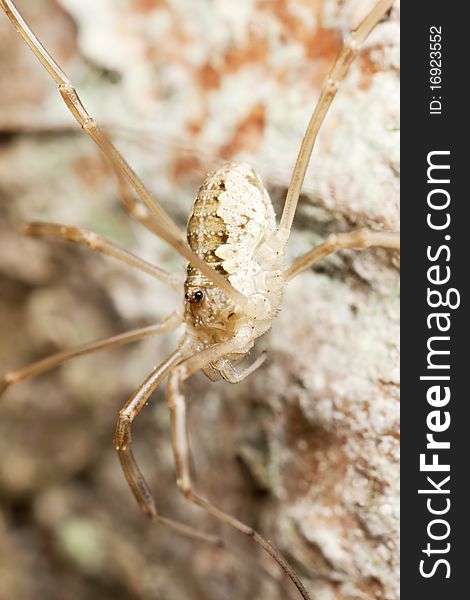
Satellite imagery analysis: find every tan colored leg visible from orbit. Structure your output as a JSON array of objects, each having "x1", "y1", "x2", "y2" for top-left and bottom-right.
[
  {"x1": 284, "y1": 228, "x2": 400, "y2": 281},
  {"x1": 22, "y1": 222, "x2": 184, "y2": 290},
  {"x1": 276, "y1": 0, "x2": 394, "y2": 245},
  {"x1": 0, "y1": 312, "x2": 181, "y2": 397},
  {"x1": 114, "y1": 349, "x2": 224, "y2": 546},
  {"x1": 115, "y1": 349, "x2": 300, "y2": 595},
  {"x1": 0, "y1": 0, "x2": 251, "y2": 312},
  {"x1": 167, "y1": 341, "x2": 311, "y2": 600},
  {"x1": 0, "y1": 1, "x2": 180, "y2": 238},
  {"x1": 218, "y1": 353, "x2": 267, "y2": 383}
]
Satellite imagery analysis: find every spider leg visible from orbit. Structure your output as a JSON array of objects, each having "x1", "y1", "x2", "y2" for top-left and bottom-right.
[
  {"x1": 218, "y1": 352, "x2": 267, "y2": 383},
  {"x1": 0, "y1": 312, "x2": 181, "y2": 398},
  {"x1": 275, "y1": 0, "x2": 394, "y2": 247},
  {"x1": 0, "y1": 0, "x2": 251, "y2": 313},
  {"x1": 201, "y1": 364, "x2": 223, "y2": 382},
  {"x1": 0, "y1": 0, "x2": 180, "y2": 239},
  {"x1": 167, "y1": 341, "x2": 311, "y2": 600},
  {"x1": 115, "y1": 348, "x2": 300, "y2": 596},
  {"x1": 284, "y1": 228, "x2": 400, "y2": 281},
  {"x1": 22, "y1": 222, "x2": 184, "y2": 290},
  {"x1": 114, "y1": 349, "x2": 224, "y2": 546},
  {"x1": 202, "y1": 353, "x2": 266, "y2": 382}
]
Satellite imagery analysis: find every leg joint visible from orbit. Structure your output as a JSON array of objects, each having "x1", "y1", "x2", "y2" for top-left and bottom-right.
[
  {"x1": 357, "y1": 227, "x2": 372, "y2": 247},
  {"x1": 58, "y1": 82, "x2": 76, "y2": 97},
  {"x1": 176, "y1": 476, "x2": 192, "y2": 498},
  {"x1": 325, "y1": 77, "x2": 339, "y2": 94},
  {"x1": 3, "y1": 371, "x2": 18, "y2": 386},
  {"x1": 326, "y1": 232, "x2": 339, "y2": 248},
  {"x1": 0, "y1": 373, "x2": 16, "y2": 396},
  {"x1": 114, "y1": 414, "x2": 132, "y2": 451},
  {"x1": 344, "y1": 35, "x2": 361, "y2": 55},
  {"x1": 83, "y1": 117, "x2": 97, "y2": 131}
]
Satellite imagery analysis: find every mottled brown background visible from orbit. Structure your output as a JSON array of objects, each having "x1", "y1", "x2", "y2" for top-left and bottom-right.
[{"x1": 0, "y1": 1, "x2": 399, "y2": 599}]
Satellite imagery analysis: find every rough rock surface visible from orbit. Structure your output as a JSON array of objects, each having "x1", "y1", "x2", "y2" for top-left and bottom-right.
[{"x1": 0, "y1": 1, "x2": 399, "y2": 599}]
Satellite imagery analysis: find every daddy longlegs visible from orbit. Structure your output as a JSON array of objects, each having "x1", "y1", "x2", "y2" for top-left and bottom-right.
[{"x1": 0, "y1": 0, "x2": 399, "y2": 598}]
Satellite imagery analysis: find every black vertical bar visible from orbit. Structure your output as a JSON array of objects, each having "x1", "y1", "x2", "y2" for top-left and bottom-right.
[{"x1": 401, "y1": 2, "x2": 467, "y2": 598}]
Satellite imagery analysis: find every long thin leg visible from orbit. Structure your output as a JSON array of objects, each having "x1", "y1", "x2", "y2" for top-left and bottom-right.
[
  {"x1": 114, "y1": 349, "x2": 225, "y2": 546},
  {"x1": 0, "y1": 312, "x2": 181, "y2": 397},
  {"x1": 115, "y1": 350, "x2": 299, "y2": 596},
  {"x1": 22, "y1": 222, "x2": 184, "y2": 291},
  {"x1": 276, "y1": 0, "x2": 394, "y2": 246},
  {"x1": 1, "y1": 0, "x2": 180, "y2": 239},
  {"x1": 284, "y1": 228, "x2": 400, "y2": 281},
  {"x1": 167, "y1": 342, "x2": 311, "y2": 600},
  {"x1": 0, "y1": 0, "x2": 251, "y2": 313}
]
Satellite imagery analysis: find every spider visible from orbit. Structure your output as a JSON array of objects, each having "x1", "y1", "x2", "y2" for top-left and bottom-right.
[{"x1": 0, "y1": 1, "x2": 399, "y2": 598}]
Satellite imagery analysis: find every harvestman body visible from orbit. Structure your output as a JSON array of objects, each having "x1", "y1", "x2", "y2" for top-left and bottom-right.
[{"x1": 0, "y1": 1, "x2": 399, "y2": 598}]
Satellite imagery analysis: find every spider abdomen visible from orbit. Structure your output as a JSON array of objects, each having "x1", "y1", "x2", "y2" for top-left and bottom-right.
[{"x1": 186, "y1": 163, "x2": 276, "y2": 297}]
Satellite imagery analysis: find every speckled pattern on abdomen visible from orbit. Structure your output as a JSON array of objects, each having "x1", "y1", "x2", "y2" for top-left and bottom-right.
[{"x1": 186, "y1": 162, "x2": 276, "y2": 292}]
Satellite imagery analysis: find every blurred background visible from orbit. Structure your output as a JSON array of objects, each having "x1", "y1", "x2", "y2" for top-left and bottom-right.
[{"x1": 0, "y1": 1, "x2": 399, "y2": 599}]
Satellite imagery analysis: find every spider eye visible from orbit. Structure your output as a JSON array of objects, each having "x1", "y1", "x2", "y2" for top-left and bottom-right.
[{"x1": 185, "y1": 288, "x2": 204, "y2": 303}]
